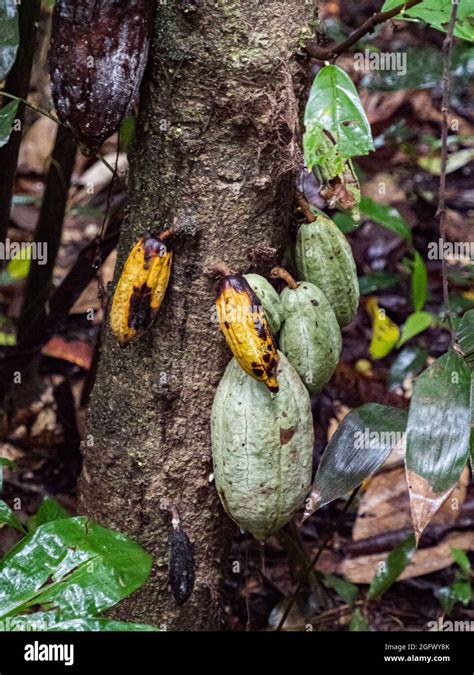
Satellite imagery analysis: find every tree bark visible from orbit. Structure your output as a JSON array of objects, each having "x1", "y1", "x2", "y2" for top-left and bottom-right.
[{"x1": 79, "y1": 0, "x2": 315, "y2": 631}]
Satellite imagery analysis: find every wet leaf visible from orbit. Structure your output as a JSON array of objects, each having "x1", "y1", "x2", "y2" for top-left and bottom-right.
[
  {"x1": 382, "y1": 0, "x2": 474, "y2": 42},
  {"x1": 0, "y1": 516, "x2": 152, "y2": 618},
  {"x1": 0, "y1": 0, "x2": 19, "y2": 81},
  {"x1": 304, "y1": 64, "x2": 374, "y2": 171},
  {"x1": 411, "y1": 250, "x2": 428, "y2": 312},
  {"x1": 455, "y1": 309, "x2": 474, "y2": 368},
  {"x1": 0, "y1": 500, "x2": 25, "y2": 533},
  {"x1": 367, "y1": 297, "x2": 400, "y2": 359},
  {"x1": 397, "y1": 311, "x2": 432, "y2": 348},
  {"x1": 358, "y1": 271, "x2": 400, "y2": 295},
  {"x1": 388, "y1": 346, "x2": 429, "y2": 387},
  {"x1": 3, "y1": 612, "x2": 159, "y2": 632},
  {"x1": 367, "y1": 534, "x2": 416, "y2": 600},
  {"x1": 0, "y1": 99, "x2": 19, "y2": 148},
  {"x1": 359, "y1": 197, "x2": 412, "y2": 241},
  {"x1": 304, "y1": 403, "x2": 407, "y2": 519},
  {"x1": 349, "y1": 608, "x2": 369, "y2": 631},
  {"x1": 406, "y1": 350, "x2": 471, "y2": 543}
]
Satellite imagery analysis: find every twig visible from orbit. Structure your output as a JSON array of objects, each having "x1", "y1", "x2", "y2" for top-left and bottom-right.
[
  {"x1": 276, "y1": 486, "x2": 361, "y2": 631},
  {"x1": 306, "y1": 0, "x2": 424, "y2": 61},
  {"x1": 270, "y1": 267, "x2": 299, "y2": 290},
  {"x1": 435, "y1": 0, "x2": 459, "y2": 331}
]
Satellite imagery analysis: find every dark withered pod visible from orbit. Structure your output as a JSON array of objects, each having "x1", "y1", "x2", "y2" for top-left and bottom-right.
[
  {"x1": 49, "y1": 1, "x2": 154, "y2": 150},
  {"x1": 169, "y1": 528, "x2": 195, "y2": 606}
]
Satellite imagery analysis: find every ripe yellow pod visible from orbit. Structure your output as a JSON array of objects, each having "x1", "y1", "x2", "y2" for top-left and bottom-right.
[
  {"x1": 216, "y1": 272, "x2": 279, "y2": 393},
  {"x1": 110, "y1": 233, "x2": 172, "y2": 346}
]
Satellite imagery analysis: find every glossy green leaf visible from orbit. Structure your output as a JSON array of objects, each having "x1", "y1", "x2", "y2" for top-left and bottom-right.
[
  {"x1": 451, "y1": 547, "x2": 471, "y2": 575},
  {"x1": 455, "y1": 309, "x2": 474, "y2": 369},
  {"x1": 359, "y1": 197, "x2": 412, "y2": 241},
  {"x1": 0, "y1": 99, "x2": 19, "y2": 148},
  {"x1": 406, "y1": 350, "x2": 472, "y2": 543},
  {"x1": 382, "y1": 0, "x2": 474, "y2": 43},
  {"x1": 0, "y1": 500, "x2": 25, "y2": 533},
  {"x1": 322, "y1": 573, "x2": 358, "y2": 606},
  {"x1": 3, "y1": 612, "x2": 159, "y2": 632},
  {"x1": 349, "y1": 608, "x2": 369, "y2": 631},
  {"x1": 358, "y1": 271, "x2": 400, "y2": 295},
  {"x1": 388, "y1": 346, "x2": 429, "y2": 387},
  {"x1": 398, "y1": 311, "x2": 432, "y2": 348},
  {"x1": 28, "y1": 496, "x2": 69, "y2": 531},
  {"x1": 411, "y1": 250, "x2": 428, "y2": 312},
  {"x1": 0, "y1": 516, "x2": 152, "y2": 618},
  {"x1": 0, "y1": 1, "x2": 19, "y2": 81},
  {"x1": 304, "y1": 403, "x2": 407, "y2": 519},
  {"x1": 304, "y1": 64, "x2": 374, "y2": 171},
  {"x1": 367, "y1": 534, "x2": 416, "y2": 600}
]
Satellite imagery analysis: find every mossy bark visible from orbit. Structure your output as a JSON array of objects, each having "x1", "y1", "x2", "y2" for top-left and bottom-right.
[{"x1": 79, "y1": 0, "x2": 315, "y2": 631}]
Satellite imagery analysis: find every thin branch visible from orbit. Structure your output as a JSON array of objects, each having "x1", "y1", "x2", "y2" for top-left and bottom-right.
[
  {"x1": 276, "y1": 486, "x2": 361, "y2": 631},
  {"x1": 435, "y1": 0, "x2": 459, "y2": 331},
  {"x1": 306, "y1": 0, "x2": 424, "y2": 61}
]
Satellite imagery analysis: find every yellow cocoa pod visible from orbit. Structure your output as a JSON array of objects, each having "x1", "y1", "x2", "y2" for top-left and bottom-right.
[
  {"x1": 216, "y1": 273, "x2": 279, "y2": 393},
  {"x1": 110, "y1": 233, "x2": 172, "y2": 346}
]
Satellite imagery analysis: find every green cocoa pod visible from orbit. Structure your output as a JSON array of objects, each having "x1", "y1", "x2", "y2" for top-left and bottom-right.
[
  {"x1": 211, "y1": 352, "x2": 313, "y2": 541},
  {"x1": 279, "y1": 282, "x2": 341, "y2": 395},
  {"x1": 295, "y1": 211, "x2": 359, "y2": 327},
  {"x1": 243, "y1": 273, "x2": 285, "y2": 335}
]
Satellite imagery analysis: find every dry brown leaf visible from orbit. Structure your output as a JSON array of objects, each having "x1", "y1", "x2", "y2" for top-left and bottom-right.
[
  {"x1": 42, "y1": 337, "x2": 94, "y2": 370},
  {"x1": 359, "y1": 89, "x2": 408, "y2": 125},
  {"x1": 340, "y1": 531, "x2": 474, "y2": 583},
  {"x1": 361, "y1": 173, "x2": 406, "y2": 204},
  {"x1": 410, "y1": 90, "x2": 474, "y2": 136},
  {"x1": 353, "y1": 466, "x2": 468, "y2": 541},
  {"x1": 71, "y1": 153, "x2": 128, "y2": 206}
]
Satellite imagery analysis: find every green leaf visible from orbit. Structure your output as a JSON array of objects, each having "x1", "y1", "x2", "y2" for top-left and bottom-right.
[
  {"x1": 7, "y1": 243, "x2": 32, "y2": 280},
  {"x1": 0, "y1": 457, "x2": 14, "y2": 493},
  {"x1": 437, "y1": 586, "x2": 457, "y2": 614},
  {"x1": 411, "y1": 250, "x2": 428, "y2": 312},
  {"x1": 0, "y1": 1, "x2": 19, "y2": 81},
  {"x1": 455, "y1": 309, "x2": 474, "y2": 369},
  {"x1": 333, "y1": 211, "x2": 359, "y2": 234},
  {"x1": 28, "y1": 496, "x2": 69, "y2": 531},
  {"x1": 367, "y1": 534, "x2": 416, "y2": 600},
  {"x1": 358, "y1": 271, "x2": 400, "y2": 295},
  {"x1": 418, "y1": 148, "x2": 474, "y2": 176},
  {"x1": 322, "y1": 573, "x2": 358, "y2": 606},
  {"x1": 0, "y1": 516, "x2": 152, "y2": 618},
  {"x1": 359, "y1": 197, "x2": 412, "y2": 241},
  {"x1": 470, "y1": 373, "x2": 474, "y2": 470},
  {"x1": 397, "y1": 311, "x2": 432, "y2": 348},
  {"x1": 0, "y1": 99, "x2": 19, "y2": 148},
  {"x1": 381, "y1": 0, "x2": 474, "y2": 43},
  {"x1": 452, "y1": 578, "x2": 472, "y2": 605},
  {"x1": 3, "y1": 612, "x2": 159, "y2": 632},
  {"x1": 0, "y1": 500, "x2": 25, "y2": 533},
  {"x1": 451, "y1": 547, "x2": 471, "y2": 575},
  {"x1": 406, "y1": 350, "x2": 472, "y2": 542},
  {"x1": 304, "y1": 403, "x2": 407, "y2": 519},
  {"x1": 349, "y1": 608, "x2": 369, "y2": 631},
  {"x1": 388, "y1": 346, "x2": 429, "y2": 387},
  {"x1": 304, "y1": 64, "x2": 374, "y2": 171}
]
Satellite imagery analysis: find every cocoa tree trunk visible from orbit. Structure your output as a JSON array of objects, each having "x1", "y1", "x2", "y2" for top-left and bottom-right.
[{"x1": 79, "y1": 0, "x2": 315, "y2": 630}]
